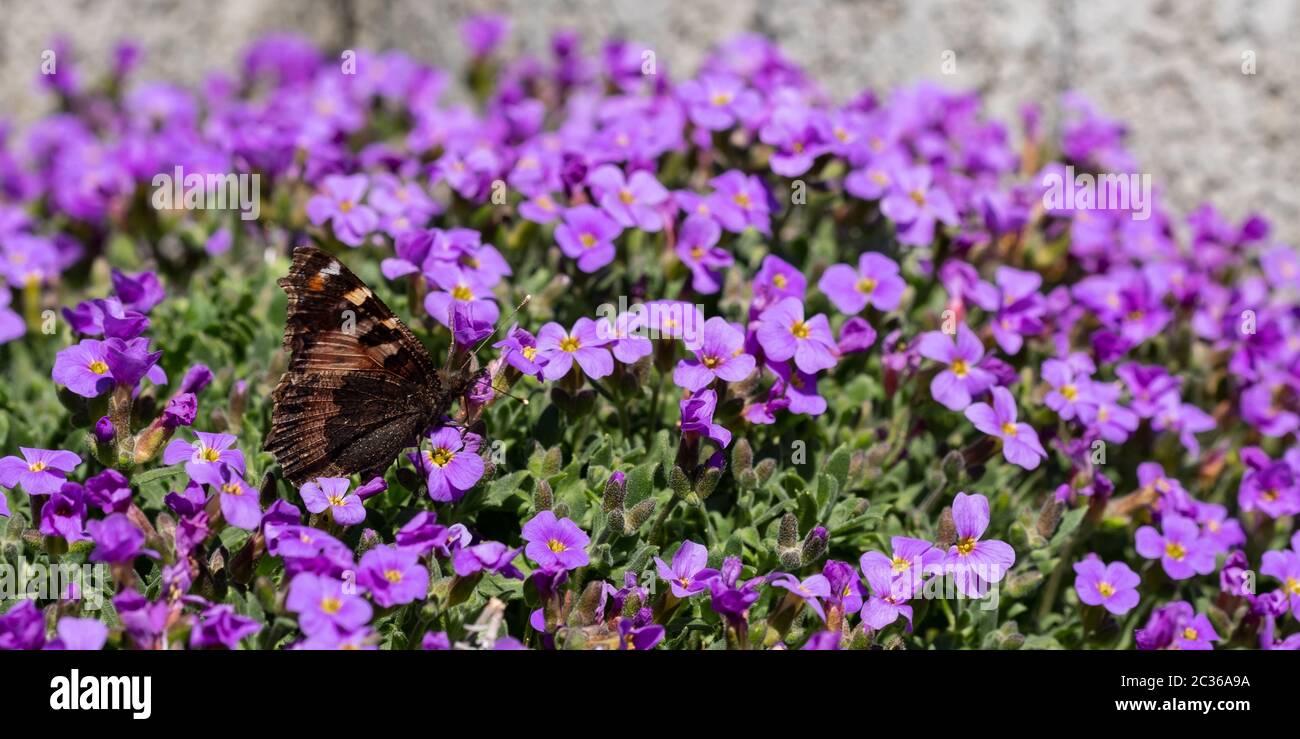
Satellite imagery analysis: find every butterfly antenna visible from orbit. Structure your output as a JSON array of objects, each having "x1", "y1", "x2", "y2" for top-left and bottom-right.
[{"x1": 458, "y1": 294, "x2": 532, "y2": 372}]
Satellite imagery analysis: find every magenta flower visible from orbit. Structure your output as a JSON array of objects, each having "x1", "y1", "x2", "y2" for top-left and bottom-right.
[
  {"x1": 964, "y1": 386, "x2": 1048, "y2": 470},
  {"x1": 536, "y1": 317, "x2": 614, "y2": 381},
  {"x1": 751, "y1": 255, "x2": 806, "y2": 315},
  {"x1": 39, "y1": 482, "x2": 87, "y2": 543},
  {"x1": 942, "y1": 492, "x2": 1016, "y2": 598},
  {"x1": 162, "y1": 431, "x2": 246, "y2": 488},
  {"x1": 494, "y1": 324, "x2": 547, "y2": 378},
  {"x1": 755, "y1": 297, "x2": 837, "y2": 374},
  {"x1": 859, "y1": 551, "x2": 919, "y2": 631},
  {"x1": 971, "y1": 266, "x2": 1045, "y2": 355},
  {"x1": 300, "y1": 477, "x2": 366, "y2": 526},
  {"x1": 597, "y1": 310, "x2": 653, "y2": 364},
  {"x1": 818, "y1": 252, "x2": 905, "y2": 314},
  {"x1": 677, "y1": 73, "x2": 761, "y2": 131},
  {"x1": 586, "y1": 164, "x2": 669, "y2": 232},
  {"x1": 770, "y1": 573, "x2": 832, "y2": 622},
  {"x1": 1077, "y1": 380, "x2": 1139, "y2": 444},
  {"x1": 1261, "y1": 549, "x2": 1300, "y2": 619},
  {"x1": 0, "y1": 447, "x2": 81, "y2": 495},
  {"x1": 423, "y1": 265, "x2": 499, "y2": 328},
  {"x1": 556, "y1": 205, "x2": 622, "y2": 273},
  {"x1": 190, "y1": 604, "x2": 260, "y2": 650},
  {"x1": 286, "y1": 572, "x2": 372, "y2": 637},
  {"x1": 103, "y1": 336, "x2": 163, "y2": 390},
  {"x1": 675, "y1": 214, "x2": 731, "y2": 294},
  {"x1": 460, "y1": 13, "x2": 509, "y2": 57},
  {"x1": 211, "y1": 465, "x2": 263, "y2": 531},
  {"x1": 521, "y1": 510, "x2": 590, "y2": 572},
  {"x1": 672, "y1": 317, "x2": 755, "y2": 392},
  {"x1": 51, "y1": 339, "x2": 115, "y2": 398},
  {"x1": 653, "y1": 539, "x2": 718, "y2": 597},
  {"x1": 618, "y1": 619, "x2": 665, "y2": 650},
  {"x1": 680, "y1": 388, "x2": 732, "y2": 447},
  {"x1": 1041, "y1": 358, "x2": 1095, "y2": 421},
  {"x1": 86, "y1": 513, "x2": 157, "y2": 564},
  {"x1": 1135, "y1": 515, "x2": 1216, "y2": 580},
  {"x1": 358, "y1": 545, "x2": 430, "y2": 607},
  {"x1": 1194, "y1": 502, "x2": 1246, "y2": 553},
  {"x1": 1072, "y1": 554, "x2": 1140, "y2": 615},
  {"x1": 306, "y1": 174, "x2": 378, "y2": 247},
  {"x1": 916, "y1": 325, "x2": 996, "y2": 411},
  {"x1": 410, "y1": 427, "x2": 485, "y2": 503},
  {"x1": 709, "y1": 170, "x2": 770, "y2": 234},
  {"x1": 879, "y1": 166, "x2": 958, "y2": 246}
]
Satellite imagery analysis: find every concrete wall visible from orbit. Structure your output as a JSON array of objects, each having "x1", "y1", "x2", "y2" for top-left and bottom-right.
[{"x1": 2, "y1": 0, "x2": 1295, "y2": 239}]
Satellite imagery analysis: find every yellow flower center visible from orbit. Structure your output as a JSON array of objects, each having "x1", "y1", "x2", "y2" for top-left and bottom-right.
[
  {"x1": 339, "y1": 200, "x2": 354, "y2": 213},
  {"x1": 384, "y1": 569, "x2": 404, "y2": 583},
  {"x1": 951, "y1": 358, "x2": 968, "y2": 378},
  {"x1": 891, "y1": 556, "x2": 911, "y2": 574},
  {"x1": 909, "y1": 189, "x2": 926, "y2": 205},
  {"x1": 537, "y1": 195, "x2": 555, "y2": 211},
  {"x1": 1097, "y1": 582, "x2": 1115, "y2": 598},
  {"x1": 702, "y1": 355, "x2": 721, "y2": 369},
  {"x1": 547, "y1": 538, "x2": 567, "y2": 553},
  {"x1": 327, "y1": 494, "x2": 347, "y2": 506},
  {"x1": 690, "y1": 246, "x2": 705, "y2": 259},
  {"x1": 1182, "y1": 627, "x2": 1198, "y2": 641},
  {"x1": 1262, "y1": 489, "x2": 1280, "y2": 502},
  {"x1": 677, "y1": 577, "x2": 691, "y2": 589},
  {"x1": 427, "y1": 447, "x2": 454, "y2": 467},
  {"x1": 1165, "y1": 542, "x2": 1186, "y2": 560},
  {"x1": 792, "y1": 141, "x2": 804, "y2": 153},
  {"x1": 733, "y1": 192, "x2": 752, "y2": 209},
  {"x1": 222, "y1": 483, "x2": 242, "y2": 496},
  {"x1": 710, "y1": 92, "x2": 733, "y2": 106},
  {"x1": 1097, "y1": 406, "x2": 1110, "y2": 422},
  {"x1": 452, "y1": 284, "x2": 474, "y2": 301},
  {"x1": 790, "y1": 320, "x2": 811, "y2": 339},
  {"x1": 560, "y1": 336, "x2": 581, "y2": 353},
  {"x1": 580, "y1": 233, "x2": 596, "y2": 249},
  {"x1": 89, "y1": 360, "x2": 109, "y2": 375},
  {"x1": 320, "y1": 597, "x2": 343, "y2": 614},
  {"x1": 956, "y1": 537, "x2": 976, "y2": 556},
  {"x1": 619, "y1": 189, "x2": 635, "y2": 205},
  {"x1": 1061, "y1": 384, "x2": 1078, "y2": 401},
  {"x1": 1001, "y1": 422, "x2": 1018, "y2": 437},
  {"x1": 772, "y1": 274, "x2": 787, "y2": 289},
  {"x1": 856, "y1": 277, "x2": 877, "y2": 294},
  {"x1": 522, "y1": 346, "x2": 537, "y2": 361},
  {"x1": 28, "y1": 461, "x2": 47, "y2": 473},
  {"x1": 1286, "y1": 577, "x2": 1300, "y2": 596},
  {"x1": 201, "y1": 447, "x2": 221, "y2": 463}
]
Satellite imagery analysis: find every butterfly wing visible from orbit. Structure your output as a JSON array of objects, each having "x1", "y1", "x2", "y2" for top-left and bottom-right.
[{"x1": 265, "y1": 246, "x2": 439, "y2": 486}]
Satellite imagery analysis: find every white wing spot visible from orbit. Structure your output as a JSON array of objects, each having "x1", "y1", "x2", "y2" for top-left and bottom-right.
[{"x1": 321, "y1": 261, "x2": 342, "y2": 276}]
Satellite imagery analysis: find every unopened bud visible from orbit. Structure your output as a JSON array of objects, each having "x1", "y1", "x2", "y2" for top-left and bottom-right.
[
  {"x1": 552, "y1": 502, "x2": 570, "y2": 519},
  {"x1": 624, "y1": 499, "x2": 655, "y2": 534},
  {"x1": 732, "y1": 438, "x2": 753, "y2": 474},
  {"x1": 534, "y1": 479, "x2": 554, "y2": 511},
  {"x1": 669, "y1": 465, "x2": 691, "y2": 499},
  {"x1": 542, "y1": 446, "x2": 563, "y2": 476},
  {"x1": 1035, "y1": 497, "x2": 1063, "y2": 539},
  {"x1": 571, "y1": 581, "x2": 605, "y2": 627},
  {"x1": 800, "y1": 526, "x2": 828, "y2": 564},
  {"x1": 602, "y1": 472, "x2": 626, "y2": 513},
  {"x1": 606, "y1": 507, "x2": 626, "y2": 536},
  {"x1": 941, "y1": 449, "x2": 966, "y2": 480},
  {"x1": 755, "y1": 458, "x2": 777, "y2": 483},
  {"x1": 356, "y1": 528, "x2": 382, "y2": 558},
  {"x1": 1005, "y1": 571, "x2": 1043, "y2": 598},
  {"x1": 695, "y1": 466, "x2": 722, "y2": 500},
  {"x1": 778, "y1": 512, "x2": 799, "y2": 551},
  {"x1": 936, "y1": 507, "x2": 957, "y2": 550},
  {"x1": 852, "y1": 498, "x2": 871, "y2": 516}
]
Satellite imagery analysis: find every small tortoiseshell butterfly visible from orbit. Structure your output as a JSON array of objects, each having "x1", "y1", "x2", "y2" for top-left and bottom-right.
[{"x1": 265, "y1": 245, "x2": 484, "y2": 486}]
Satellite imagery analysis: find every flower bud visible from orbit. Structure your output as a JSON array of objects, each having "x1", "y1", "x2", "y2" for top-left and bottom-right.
[
  {"x1": 800, "y1": 526, "x2": 828, "y2": 564},
  {"x1": 778, "y1": 548, "x2": 803, "y2": 570},
  {"x1": 606, "y1": 507, "x2": 625, "y2": 536},
  {"x1": 542, "y1": 446, "x2": 563, "y2": 476},
  {"x1": 936, "y1": 507, "x2": 957, "y2": 550},
  {"x1": 356, "y1": 528, "x2": 382, "y2": 558},
  {"x1": 941, "y1": 449, "x2": 966, "y2": 481},
  {"x1": 695, "y1": 465, "x2": 722, "y2": 500},
  {"x1": 533, "y1": 479, "x2": 554, "y2": 512},
  {"x1": 93, "y1": 416, "x2": 115, "y2": 444},
  {"x1": 1035, "y1": 497, "x2": 1063, "y2": 539},
  {"x1": 755, "y1": 458, "x2": 777, "y2": 483},
  {"x1": 623, "y1": 499, "x2": 655, "y2": 534},
  {"x1": 1005, "y1": 571, "x2": 1043, "y2": 599},
  {"x1": 571, "y1": 581, "x2": 605, "y2": 627},
  {"x1": 732, "y1": 438, "x2": 753, "y2": 475},
  {"x1": 669, "y1": 465, "x2": 691, "y2": 499},
  {"x1": 621, "y1": 592, "x2": 643, "y2": 620},
  {"x1": 778, "y1": 513, "x2": 799, "y2": 551},
  {"x1": 602, "y1": 472, "x2": 626, "y2": 513}
]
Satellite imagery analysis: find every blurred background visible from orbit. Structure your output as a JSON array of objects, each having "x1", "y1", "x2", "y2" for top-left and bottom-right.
[{"x1": 1, "y1": 0, "x2": 1296, "y2": 236}]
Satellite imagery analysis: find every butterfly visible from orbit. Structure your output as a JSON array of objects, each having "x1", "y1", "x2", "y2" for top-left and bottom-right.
[{"x1": 265, "y1": 245, "x2": 486, "y2": 487}]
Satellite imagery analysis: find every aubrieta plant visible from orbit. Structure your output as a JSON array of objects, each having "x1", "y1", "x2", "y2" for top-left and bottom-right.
[{"x1": 0, "y1": 15, "x2": 1295, "y2": 651}]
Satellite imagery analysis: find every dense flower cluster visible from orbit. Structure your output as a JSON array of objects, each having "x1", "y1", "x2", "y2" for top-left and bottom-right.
[{"x1": 0, "y1": 15, "x2": 1295, "y2": 650}]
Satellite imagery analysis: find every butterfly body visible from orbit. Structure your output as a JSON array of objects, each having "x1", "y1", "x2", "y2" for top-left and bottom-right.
[{"x1": 265, "y1": 246, "x2": 474, "y2": 486}]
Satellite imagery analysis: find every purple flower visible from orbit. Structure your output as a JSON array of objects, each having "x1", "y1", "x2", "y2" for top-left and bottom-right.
[
  {"x1": 1041, "y1": 358, "x2": 1095, "y2": 421},
  {"x1": 1238, "y1": 449, "x2": 1300, "y2": 518},
  {"x1": 358, "y1": 545, "x2": 430, "y2": 607},
  {"x1": 536, "y1": 317, "x2": 614, "y2": 381},
  {"x1": 942, "y1": 492, "x2": 1016, "y2": 597},
  {"x1": 555, "y1": 205, "x2": 622, "y2": 273},
  {"x1": 0, "y1": 602, "x2": 46, "y2": 650},
  {"x1": 286, "y1": 572, "x2": 373, "y2": 637},
  {"x1": 39, "y1": 482, "x2": 87, "y2": 543},
  {"x1": 162, "y1": 431, "x2": 246, "y2": 488},
  {"x1": 1260, "y1": 549, "x2": 1300, "y2": 619},
  {"x1": 653, "y1": 539, "x2": 718, "y2": 597},
  {"x1": 306, "y1": 175, "x2": 379, "y2": 247},
  {"x1": 759, "y1": 104, "x2": 826, "y2": 177},
  {"x1": 451, "y1": 540, "x2": 524, "y2": 579},
  {"x1": 964, "y1": 386, "x2": 1048, "y2": 470},
  {"x1": 618, "y1": 619, "x2": 665, "y2": 650},
  {"x1": 521, "y1": 510, "x2": 590, "y2": 572},
  {"x1": 1072, "y1": 554, "x2": 1140, "y2": 615},
  {"x1": 1077, "y1": 380, "x2": 1139, "y2": 444},
  {"x1": 859, "y1": 552, "x2": 918, "y2": 631},
  {"x1": 103, "y1": 336, "x2": 163, "y2": 390},
  {"x1": 84, "y1": 469, "x2": 131, "y2": 514},
  {"x1": 211, "y1": 465, "x2": 263, "y2": 531},
  {"x1": 494, "y1": 324, "x2": 547, "y2": 377},
  {"x1": 410, "y1": 427, "x2": 484, "y2": 503},
  {"x1": 1136, "y1": 601, "x2": 1219, "y2": 650},
  {"x1": 1135, "y1": 515, "x2": 1216, "y2": 580},
  {"x1": 86, "y1": 513, "x2": 157, "y2": 564},
  {"x1": 1194, "y1": 502, "x2": 1245, "y2": 553},
  {"x1": 300, "y1": 477, "x2": 366, "y2": 525},
  {"x1": 110, "y1": 269, "x2": 164, "y2": 313},
  {"x1": 818, "y1": 252, "x2": 905, "y2": 314},
  {"x1": 680, "y1": 388, "x2": 732, "y2": 448},
  {"x1": 916, "y1": 325, "x2": 995, "y2": 411},
  {"x1": 461, "y1": 13, "x2": 509, "y2": 57},
  {"x1": 971, "y1": 266, "x2": 1045, "y2": 355},
  {"x1": 587, "y1": 164, "x2": 669, "y2": 231},
  {"x1": 672, "y1": 317, "x2": 755, "y2": 392},
  {"x1": 879, "y1": 166, "x2": 958, "y2": 246},
  {"x1": 0, "y1": 447, "x2": 80, "y2": 495},
  {"x1": 677, "y1": 74, "x2": 761, "y2": 131},
  {"x1": 751, "y1": 255, "x2": 805, "y2": 315},
  {"x1": 707, "y1": 556, "x2": 764, "y2": 628},
  {"x1": 675, "y1": 215, "x2": 731, "y2": 293},
  {"x1": 423, "y1": 265, "x2": 500, "y2": 329},
  {"x1": 46, "y1": 617, "x2": 108, "y2": 651},
  {"x1": 709, "y1": 170, "x2": 770, "y2": 234},
  {"x1": 52, "y1": 339, "x2": 115, "y2": 398},
  {"x1": 756, "y1": 297, "x2": 837, "y2": 373},
  {"x1": 191, "y1": 604, "x2": 260, "y2": 649},
  {"x1": 770, "y1": 573, "x2": 832, "y2": 622}
]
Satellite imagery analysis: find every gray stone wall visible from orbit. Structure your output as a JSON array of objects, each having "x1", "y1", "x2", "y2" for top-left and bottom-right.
[{"x1": 1, "y1": 0, "x2": 1295, "y2": 238}]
